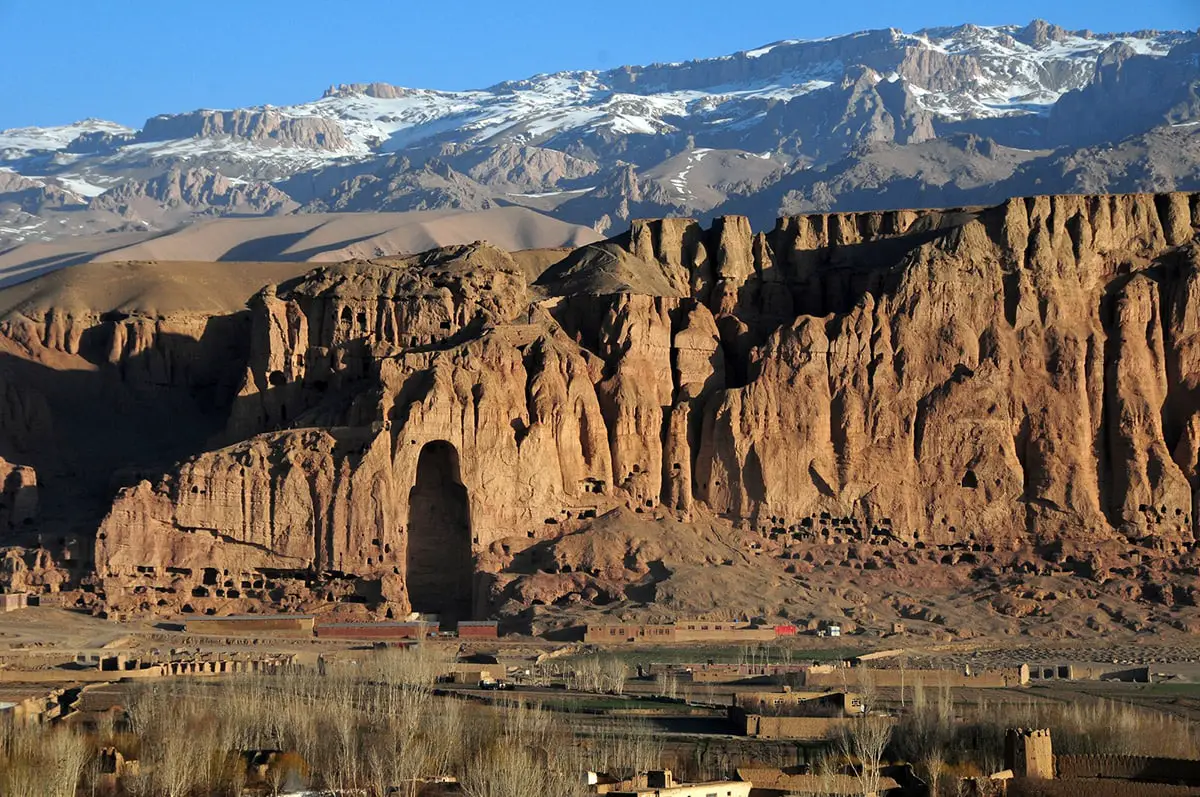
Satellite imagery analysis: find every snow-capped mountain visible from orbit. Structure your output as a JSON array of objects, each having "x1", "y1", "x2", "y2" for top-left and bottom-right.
[{"x1": 1, "y1": 20, "x2": 1198, "y2": 249}]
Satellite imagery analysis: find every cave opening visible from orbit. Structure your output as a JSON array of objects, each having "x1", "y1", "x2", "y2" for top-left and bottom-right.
[{"x1": 406, "y1": 441, "x2": 474, "y2": 622}]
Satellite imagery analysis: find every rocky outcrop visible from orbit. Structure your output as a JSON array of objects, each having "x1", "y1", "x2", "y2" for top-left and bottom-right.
[
  {"x1": 0, "y1": 171, "x2": 85, "y2": 213},
  {"x1": 81, "y1": 191, "x2": 1200, "y2": 620},
  {"x1": 90, "y1": 167, "x2": 296, "y2": 216},
  {"x1": 464, "y1": 145, "x2": 600, "y2": 192},
  {"x1": 304, "y1": 158, "x2": 494, "y2": 213},
  {"x1": 138, "y1": 109, "x2": 351, "y2": 150},
  {"x1": 323, "y1": 83, "x2": 419, "y2": 100},
  {"x1": 1048, "y1": 37, "x2": 1200, "y2": 146}
]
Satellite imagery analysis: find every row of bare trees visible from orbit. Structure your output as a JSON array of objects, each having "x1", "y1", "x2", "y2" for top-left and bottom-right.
[
  {"x1": 0, "y1": 644, "x2": 671, "y2": 796},
  {"x1": 889, "y1": 679, "x2": 1200, "y2": 796},
  {"x1": 567, "y1": 656, "x2": 631, "y2": 695},
  {"x1": 0, "y1": 723, "x2": 90, "y2": 797}
]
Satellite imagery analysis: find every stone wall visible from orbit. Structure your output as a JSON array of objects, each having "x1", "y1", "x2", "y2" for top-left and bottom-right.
[
  {"x1": 731, "y1": 709, "x2": 895, "y2": 740},
  {"x1": 1055, "y1": 754, "x2": 1200, "y2": 785},
  {"x1": 805, "y1": 664, "x2": 1028, "y2": 688}
]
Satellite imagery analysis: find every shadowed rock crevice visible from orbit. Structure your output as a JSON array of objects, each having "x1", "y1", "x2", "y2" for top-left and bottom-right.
[{"x1": 405, "y1": 441, "x2": 473, "y2": 621}]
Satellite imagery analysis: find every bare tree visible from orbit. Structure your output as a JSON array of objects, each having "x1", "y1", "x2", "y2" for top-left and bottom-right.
[
  {"x1": 838, "y1": 715, "x2": 893, "y2": 797},
  {"x1": 603, "y1": 657, "x2": 631, "y2": 695},
  {"x1": 921, "y1": 746, "x2": 946, "y2": 797},
  {"x1": 655, "y1": 670, "x2": 679, "y2": 699}
]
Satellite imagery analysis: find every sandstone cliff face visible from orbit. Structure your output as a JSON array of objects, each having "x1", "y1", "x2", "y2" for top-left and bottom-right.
[
  {"x1": 84, "y1": 191, "x2": 1200, "y2": 619},
  {"x1": 138, "y1": 109, "x2": 350, "y2": 151},
  {"x1": 0, "y1": 456, "x2": 37, "y2": 536},
  {"x1": 0, "y1": 301, "x2": 254, "y2": 569}
]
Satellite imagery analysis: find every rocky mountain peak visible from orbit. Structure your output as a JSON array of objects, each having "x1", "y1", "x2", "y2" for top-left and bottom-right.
[
  {"x1": 0, "y1": 20, "x2": 1195, "y2": 251},
  {"x1": 1017, "y1": 19, "x2": 1072, "y2": 47}
]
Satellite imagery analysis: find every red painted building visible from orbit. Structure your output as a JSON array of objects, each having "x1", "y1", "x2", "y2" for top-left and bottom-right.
[{"x1": 456, "y1": 621, "x2": 499, "y2": 639}]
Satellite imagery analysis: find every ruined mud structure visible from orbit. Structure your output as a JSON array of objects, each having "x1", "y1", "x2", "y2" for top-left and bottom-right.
[{"x1": 3, "y1": 192, "x2": 1200, "y2": 623}]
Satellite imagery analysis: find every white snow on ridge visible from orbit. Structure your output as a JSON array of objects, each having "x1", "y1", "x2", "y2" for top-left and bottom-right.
[
  {"x1": 53, "y1": 176, "x2": 108, "y2": 198},
  {"x1": 745, "y1": 40, "x2": 801, "y2": 58},
  {"x1": 272, "y1": 68, "x2": 842, "y2": 152},
  {"x1": 506, "y1": 186, "x2": 595, "y2": 198},
  {"x1": 897, "y1": 25, "x2": 1181, "y2": 120},
  {"x1": 0, "y1": 23, "x2": 1188, "y2": 180},
  {"x1": 252, "y1": 24, "x2": 1177, "y2": 148},
  {"x1": 0, "y1": 119, "x2": 132, "y2": 157}
]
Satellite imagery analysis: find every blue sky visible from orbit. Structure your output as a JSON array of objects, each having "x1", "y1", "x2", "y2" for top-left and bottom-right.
[{"x1": 1, "y1": 0, "x2": 1196, "y2": 130}]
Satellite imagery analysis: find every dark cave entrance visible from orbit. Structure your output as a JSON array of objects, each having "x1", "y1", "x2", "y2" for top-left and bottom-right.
[{"x1": 406, "y1": 441, "x2": 474, "y2": 622}]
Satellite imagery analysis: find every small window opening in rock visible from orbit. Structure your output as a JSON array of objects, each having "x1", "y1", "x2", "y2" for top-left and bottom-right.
[{"x1": 962, "y1": 470, "x2": 978, "y2": 488}]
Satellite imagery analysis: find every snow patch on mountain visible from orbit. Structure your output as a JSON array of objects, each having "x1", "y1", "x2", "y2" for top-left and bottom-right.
[
  {"x1": 4, "y1": 23, "x2": 1182, "y2": 176},
  {"x1": 0, "y1": 119, "x2": 133, "y2": 158},
  {"x1": 900, "y1": 25, "x2": 1183, "y2": 119}
]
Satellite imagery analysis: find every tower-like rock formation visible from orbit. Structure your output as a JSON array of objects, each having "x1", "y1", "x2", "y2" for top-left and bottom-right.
[{"x1": 75, "y1": 192, "x2": 1200, "y2": 617}]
